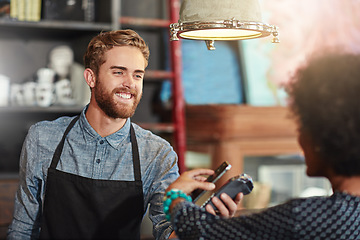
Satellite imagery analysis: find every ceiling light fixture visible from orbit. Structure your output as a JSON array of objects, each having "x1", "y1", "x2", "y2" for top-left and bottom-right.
[{"x1": 170, "y1": 0, "x2": 279, "y2": 50}]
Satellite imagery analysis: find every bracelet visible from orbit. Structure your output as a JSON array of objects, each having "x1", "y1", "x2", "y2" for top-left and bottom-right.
[{"x1": 163, "y1": 189, "x2": 192, "y2": 221}]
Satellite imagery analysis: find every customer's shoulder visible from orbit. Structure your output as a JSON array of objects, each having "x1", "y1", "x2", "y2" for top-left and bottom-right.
[{"x1": 281, "y1": 194, "x2": 336, "y2": 213}]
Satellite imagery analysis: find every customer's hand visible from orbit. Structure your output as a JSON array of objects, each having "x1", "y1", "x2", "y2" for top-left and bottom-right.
[
  {"x1": 205, "y1": 192, "x2": 243, "y2": 218},
  {"x1": 166, "y1": 169, "x2": 243, "y2": 218}
]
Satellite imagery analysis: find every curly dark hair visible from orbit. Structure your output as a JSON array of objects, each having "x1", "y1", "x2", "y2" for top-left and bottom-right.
[
  {"x1": 287, "y1": 52, "x2": 360, "y2": 176},
  {"x1": 83, "y1": 29, "x2": 150, "y2": 76}
]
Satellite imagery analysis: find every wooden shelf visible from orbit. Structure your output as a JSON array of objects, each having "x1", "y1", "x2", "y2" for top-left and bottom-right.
[
  {"x1": 145, "y1": 70, "x2": 173, "y2": 81},
  {"x1": 136, "y1": 122, "x2": 174, "y2": 133},
  {"x1": 186, "y1": 104, "x2": 298, "y2": 142},
  {"x1": 186, "y1": 104, "x2": 302, "y2": 186}
]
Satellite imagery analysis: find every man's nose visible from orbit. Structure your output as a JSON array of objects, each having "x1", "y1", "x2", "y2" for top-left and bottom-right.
[{"x1": 122, "y1": 74, "x2": 135, "y2": 88}]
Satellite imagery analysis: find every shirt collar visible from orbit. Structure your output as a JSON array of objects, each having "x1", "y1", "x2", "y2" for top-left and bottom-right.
[{"x1": 79, "y1": 106, "x2": 131, "y2": 149}]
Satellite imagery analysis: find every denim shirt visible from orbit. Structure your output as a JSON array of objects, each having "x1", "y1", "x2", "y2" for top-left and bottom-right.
[{"x1": 7, "y1": 107, "x2": 179, "y2": 240}]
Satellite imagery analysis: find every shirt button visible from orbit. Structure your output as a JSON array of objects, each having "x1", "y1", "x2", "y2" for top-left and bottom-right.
[
  {"x1": 99, "y1": 140, "x2": 104, "y2": 144},
  {"x1": 96, "y1": 159, "x2": 101, "y2": 164}
]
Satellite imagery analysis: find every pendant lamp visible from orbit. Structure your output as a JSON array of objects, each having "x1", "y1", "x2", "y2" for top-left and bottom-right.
[{"x1": 170, "y1": 0, "x2": 279, "y2": 50}]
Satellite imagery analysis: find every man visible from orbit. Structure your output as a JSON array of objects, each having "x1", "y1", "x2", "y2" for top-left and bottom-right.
[{"x1": 7, "y1": 29, "x2": 240, "y2": 240}]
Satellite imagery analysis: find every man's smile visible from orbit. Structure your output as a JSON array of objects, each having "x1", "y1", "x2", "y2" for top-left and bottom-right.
[{"x1": 116, "y1": 92, "x2": 132, "y2": 99}]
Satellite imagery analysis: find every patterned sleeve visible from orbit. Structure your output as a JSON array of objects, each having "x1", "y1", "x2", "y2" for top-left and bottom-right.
[{"x1": 171, "y1": 200, "x2": 297, "y2": 240}]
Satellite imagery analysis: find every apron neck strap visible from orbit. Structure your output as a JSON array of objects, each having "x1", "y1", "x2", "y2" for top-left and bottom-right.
[
  {"x1": 130, "y1": 124, "x2": 141, "y2": 182},
  {"x1": 50, "y1": 115, "x2": 80, "y2": 169}
]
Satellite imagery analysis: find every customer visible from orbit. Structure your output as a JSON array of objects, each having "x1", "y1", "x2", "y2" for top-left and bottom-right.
[
  {"x1": 7, "y1": 29, "x2": 240, "y2": 240},
  {"x1": 164, "y1": 52, "x2": 360, "y2": 239}
]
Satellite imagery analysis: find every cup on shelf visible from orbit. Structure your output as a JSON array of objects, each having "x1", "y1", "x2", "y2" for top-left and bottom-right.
[
  {"x1": 35, "y1": 82, "x2": 55, "y2": 107},
  {"x1": 0, "y1": 74, "x2": 10, "y2": 106},
  {"x1": 22, "y1": 81, "x2": 38, "y2": 106},
  {"x1": 10, "y1": 83, "x2": 24, "y2": 106},
  {"x1": 37, "y1": 67, "x2": 55, "y2": 84},
  {"x1": 55, "y1": 78, "x2": 75, "y2": 106}
]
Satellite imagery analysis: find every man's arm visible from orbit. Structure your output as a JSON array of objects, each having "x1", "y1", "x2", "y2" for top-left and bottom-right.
[
  {"x1": 7, "y1": 125, "x2": 43, "y2": 239},
  {"x1": 145, "y1": 146, "x2": 179, "y2": 240}
]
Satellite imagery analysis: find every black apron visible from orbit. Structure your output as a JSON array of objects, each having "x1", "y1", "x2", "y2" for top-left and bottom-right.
[{"x1": 39, "y1": 116, "x2": 144, "y2": 239}]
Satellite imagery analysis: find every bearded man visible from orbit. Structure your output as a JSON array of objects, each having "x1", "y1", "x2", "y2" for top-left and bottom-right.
[{"x1": 7, "y1": 30, "x2": 241, "y2": 240}]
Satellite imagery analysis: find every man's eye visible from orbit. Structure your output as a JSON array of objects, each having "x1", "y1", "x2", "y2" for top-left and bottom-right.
[
  {"x1": 135, "y1": 74, "x2": 144, "y2": 79},
  {"x1": 114, "y1": 71, "x2": 123, "y2": 75}
]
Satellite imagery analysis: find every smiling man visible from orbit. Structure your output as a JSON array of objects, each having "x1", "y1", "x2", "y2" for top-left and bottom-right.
[
  {"x1": 7, "y1": 30, "x2": 179, "y2": 240},
  {"x1": 8, "y1": 29, "x2": 242, "y2": 240}
]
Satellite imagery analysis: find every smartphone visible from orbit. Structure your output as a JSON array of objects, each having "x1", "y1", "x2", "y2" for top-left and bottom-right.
[
  {"x1": 191, "y1": 161, "x2": 232, "y2": 203},
  {"x1": 197, "y1": 173, "x2": 254, "y2": 210}
]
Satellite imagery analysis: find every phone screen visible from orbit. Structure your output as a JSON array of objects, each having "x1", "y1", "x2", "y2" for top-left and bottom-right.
[{"x1": 190, "y1": 161, "x2": 231, "y2": 202}]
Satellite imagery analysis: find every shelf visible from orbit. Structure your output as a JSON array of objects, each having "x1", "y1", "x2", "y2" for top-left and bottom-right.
[
  {"x1": 145, "y1": 70, "x2": 173, "y2": 81},
  {"x1": 137, "y1": 122, "x2": 174, "y2": 133},
  {"x1": 0, "y1": 105, "x2": 84, "y2": 114},
  {"x1": 120, "y1": 16, "x2": 171, "y2": 28},
  {"x1": 186, "y1": 104, "x2": 301, "y2": 186},
  {"x1": 0, "y1": 173, "x2": 19, "y2": 179},
  {"x1": 186, "y1": 105, "x2": 298, "y2": 142},
  {"x1": 0, "y1": 18, "x2": 112, "y2": 31}
]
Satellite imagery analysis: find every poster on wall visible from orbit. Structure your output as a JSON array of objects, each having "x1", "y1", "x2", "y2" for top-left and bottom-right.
[
  {"x1": 161, "y1": 39, "x2": 244, "y2": 105},
  {"x1": 242, "y1": 0, "x2": 360, "y2": 106}
]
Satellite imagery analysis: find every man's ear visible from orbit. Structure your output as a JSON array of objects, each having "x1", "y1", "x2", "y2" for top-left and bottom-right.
[{"x1": 84, "y1": 68, "x2": 96, "y2": 88}]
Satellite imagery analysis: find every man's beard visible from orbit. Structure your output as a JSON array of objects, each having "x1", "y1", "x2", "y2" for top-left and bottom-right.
[{"x1": 94, "y1": 80, "x2": 141, "y2": 119}]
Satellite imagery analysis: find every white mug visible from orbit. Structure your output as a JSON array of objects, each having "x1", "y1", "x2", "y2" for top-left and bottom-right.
[
  {"x1": 36, "y1": 82, "x2": 55, "y2": 107},
  {"x1": 0, "y1": 74, "x2": 10, "y2": 106},
  {"x1": 55, "y1": 79, "x2": 75, "y2": 105},
  {"x1": 22, "y1": 81, "x2": 38, "y2": 106},
  {"x1": 37, "y1": 68, "x2": 55, "y2": 84},
  {"x1": 10, "y1": 83, "x2": 24, "y2": 106}
]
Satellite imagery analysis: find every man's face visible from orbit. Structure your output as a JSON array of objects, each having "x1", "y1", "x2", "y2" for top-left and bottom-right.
[{"x1": 93, "y1": 46, "x2": 145, "y2": 119}]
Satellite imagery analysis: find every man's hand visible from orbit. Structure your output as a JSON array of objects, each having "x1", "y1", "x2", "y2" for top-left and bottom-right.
[
  {"x1": 166, "y1": 168, "x2": 216, "y2": 195},
  {"x1": 205, "y1": 192, "x2": 243, "y2": 218}
]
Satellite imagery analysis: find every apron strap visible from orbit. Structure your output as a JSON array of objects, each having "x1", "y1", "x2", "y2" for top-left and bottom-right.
[
  {"x1": 50, "y1": 117, "x2": 142, "y2": 183},
  {"x1": 130, "y1": 124, "x2": 141, "y2": 182},
  {"x1": 50, "y1": 115, "x2": 80, "y2": 169}
]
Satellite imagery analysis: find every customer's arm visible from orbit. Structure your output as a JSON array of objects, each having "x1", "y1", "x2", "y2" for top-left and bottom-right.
[
  {"x1": 169, "y1": 195, "x2": 297, "y2": 240},
  {"x1": 165, "y1": 169, "x2": 297, "y2": 240}
]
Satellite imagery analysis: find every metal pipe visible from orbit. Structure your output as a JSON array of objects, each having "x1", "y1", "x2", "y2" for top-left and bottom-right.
[{"x1": 169, "y1": 0, "x2": 186, "y2": 173}]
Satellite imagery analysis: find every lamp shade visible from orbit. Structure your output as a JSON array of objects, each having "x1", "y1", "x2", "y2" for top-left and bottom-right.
[{"x1": 170, "y1": 0, "x2": 279, "y2": 49}]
